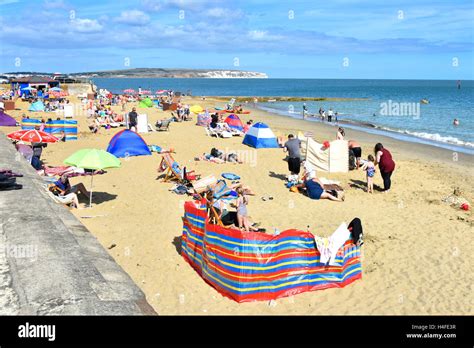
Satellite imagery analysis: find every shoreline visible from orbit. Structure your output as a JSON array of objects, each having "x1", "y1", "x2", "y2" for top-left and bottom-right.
[
  {"x1": 253, "y1": 104, "x2": 474, "y2": 156},
  {"x1": 236, "y1": 101, "x2": 474, "y2": 172}
]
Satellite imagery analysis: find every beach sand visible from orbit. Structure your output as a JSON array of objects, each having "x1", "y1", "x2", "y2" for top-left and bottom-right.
[{"x1": 2, "y1": 97, "x2": 473, "y2": 315}]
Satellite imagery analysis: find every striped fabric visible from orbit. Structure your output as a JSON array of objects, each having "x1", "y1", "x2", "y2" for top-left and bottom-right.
[
  {"x1": 182, "y1": 200, "x2": 362, "y2": 303},
  {"x1": 22, "y1": 118, "x2": 78, "y2": 141},
  {"x1": 242, "y1": 122, "x2": 279, "y2": 148}
]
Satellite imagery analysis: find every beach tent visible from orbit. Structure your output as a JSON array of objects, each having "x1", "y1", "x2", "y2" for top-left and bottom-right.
[
  {"x1": 22, "y1": 118, "x2": 78, "y2": 141},
  {"x1": 242, "y1": 122, "x2": 279, "y2": 148},
  {"x1": 106, "y1": 129, "x2": 151, "y2": 158},
  {"x1": 28, "y1": 101, "x2": 45, "y2": 112},
  {"x1": 138, "y1": 98, "x2": 154, "y2": 108},
  {"x1": 196, "y1": 113, "x2": 211, "y2": 127},
  {"x1": 224, "y1": 114, "x2": 244, "y2": 131},
  {"x1": 305, "y1": 137, "x2": 349, "y2": 173},
  {"x1": 0, "y1": 110, "x2": 16, "y2": 126}
]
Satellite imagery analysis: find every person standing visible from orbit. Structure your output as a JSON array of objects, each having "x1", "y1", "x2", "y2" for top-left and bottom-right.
[
  {"x1": 283, "y1": 134, "x2": 302, "y2": 175},
  {"x1": 302, "y1": 103, "x2": 308, "y2": 119},
  {"x1": 374, "y1": 143, "x2": 395, "y2": 192},
  {"x1": 128, "y1": 107, "x2": 138, "y2": 132},
  {"x1": 327, "y1": 108, "x2": 334, "y2": 122},
  {"x1": 348, "y1": 140, "x2": 362, "y2": 168}
]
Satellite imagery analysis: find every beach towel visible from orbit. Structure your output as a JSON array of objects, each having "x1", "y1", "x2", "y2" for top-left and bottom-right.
[{"x1": 314, "y1": 222, "x2": 351, "y2": 266}]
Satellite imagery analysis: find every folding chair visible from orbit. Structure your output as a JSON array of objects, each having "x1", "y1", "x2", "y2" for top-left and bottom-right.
[
  {"x1": 156, "y1": 118, "x2": 171, "y2": 131},
  {"x1": 157, "y1": 153, "x2": 200, "y2": 183}
]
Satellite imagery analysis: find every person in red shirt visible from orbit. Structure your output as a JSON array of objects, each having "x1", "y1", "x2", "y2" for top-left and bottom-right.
[{"x1": 374, "y1": 143, "x2": 396, "y2": 192}]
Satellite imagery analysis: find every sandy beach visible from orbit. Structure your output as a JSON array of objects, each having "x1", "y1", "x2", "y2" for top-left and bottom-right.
[{"x1": 2, "y1": 96, "x2": 473, "y2": 315}]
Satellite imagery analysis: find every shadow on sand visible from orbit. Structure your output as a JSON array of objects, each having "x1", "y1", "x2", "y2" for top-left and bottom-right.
[{"x1": 349, "y1": 179, "x2": 384, "y2": 192}]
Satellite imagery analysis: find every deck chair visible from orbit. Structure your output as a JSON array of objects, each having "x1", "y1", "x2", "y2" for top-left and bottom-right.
[
  {"x1": 156, "y1": 118, "x2": 171, "y2": 131},
  {"x1": 157, "y1": 153, "x2": 200, "y2": 183},
  {"x1": 191, "y1": 178, "x2": 224, "y2": 227},
  {"x1": 206, "y1": 127, "x2": 219, "y2": 137}
]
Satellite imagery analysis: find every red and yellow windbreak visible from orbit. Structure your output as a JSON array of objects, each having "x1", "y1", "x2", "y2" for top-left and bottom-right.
[{"x1": 182, "y1": 200, "x2": 362, "y2": 303}]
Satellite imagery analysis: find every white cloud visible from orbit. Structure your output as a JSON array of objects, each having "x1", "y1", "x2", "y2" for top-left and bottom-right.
[
  {"x1": 70, "y1": 18, "x2": 103, "y2": 33},
  {"x1": 116, "y1": 10, "x2": 150, "y2": 26}
]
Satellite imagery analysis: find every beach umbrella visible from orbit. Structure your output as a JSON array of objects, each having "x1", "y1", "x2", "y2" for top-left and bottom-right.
[
  {"x1": 190, "y1": 105, "x2": 204, "y2": 114},
  {"x1": 21, "y1": 86, "x2": 37, "y2": 91},
  {"x1": 63, "y1": 148, "x2": 121, "y2": 207},
  {"x1": 140, "y1": 90, "x2": 151, "y2": 95},
  {"x1": 49, "y1": 87, "x2": 62, "y2": 92},
  {"x1": 7, "y1": 129, "x2": 58, "y2": 143},
  {"x1": 156, "y1": 90, "x2": 167, "y2": 94},
  {"x1": 123, "y1": 89, "x2": 136, "y2": 94}
]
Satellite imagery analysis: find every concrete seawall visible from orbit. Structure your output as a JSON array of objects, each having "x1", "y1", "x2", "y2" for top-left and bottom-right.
[{"x1": 0, "y1": 134, "x2": 156, "y2": 315}]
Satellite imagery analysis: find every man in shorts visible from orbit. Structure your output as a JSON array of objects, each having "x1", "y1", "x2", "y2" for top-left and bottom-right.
[
  {"x1": 283, "y1": 134, "x2": 302, "y2": 175},
  {"x1": 348, "y1": 140, "x2": 362, "y2": 168},
  {"x1": 128, "y1": 107, "x2": 138, "y2": 131}
]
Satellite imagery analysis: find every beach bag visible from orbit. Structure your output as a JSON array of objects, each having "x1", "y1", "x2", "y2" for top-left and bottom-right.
[{"x1": 348, "y1": 218, "x2": 363, "y2": 246}]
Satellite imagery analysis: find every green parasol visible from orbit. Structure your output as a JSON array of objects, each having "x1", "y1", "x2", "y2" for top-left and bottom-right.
[{"x1": 64, "y1": 149, "x2": 121, "y2": 207}]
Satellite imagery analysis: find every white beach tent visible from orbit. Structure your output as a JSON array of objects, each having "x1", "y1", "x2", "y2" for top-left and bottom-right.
[{"x1": 305, "y1": 137, "x2": 349, "y2": 173}]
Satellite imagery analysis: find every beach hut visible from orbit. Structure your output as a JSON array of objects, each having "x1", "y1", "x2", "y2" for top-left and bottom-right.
[
  {"x1": 28, "y1": 101, "x2": 45, "y2": 112},
  {"x1": 106, "y1": 129, "x2": 152, "y2": 158},
  {"x1": 138, "y1": 98, "x2": 154, "y2": 108},
  {"x1": 224, "y1": 114, "x2": 244, "y2": 131},
  {"x1": 305, "y1": 138, "x2": 349, "y2": 173},
  {"x1": 0, "y1": 110, "x2": 16, "y2": 126},
  {"x1": 242, "y1": 122, "x2": 279, "y2": 148}
]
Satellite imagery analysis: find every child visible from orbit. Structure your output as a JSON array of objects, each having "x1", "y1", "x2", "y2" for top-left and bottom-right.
[
  {"x1": 236, "y1": 187, "x2": 250, "y2": 232},
  {"x1": 362, "y1": 155, "x2": 376, "y2": 193}
]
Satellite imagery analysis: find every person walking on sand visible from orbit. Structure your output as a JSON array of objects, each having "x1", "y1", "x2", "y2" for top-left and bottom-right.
[
  {"x1": 283, "y1": 134, "x2": 302, "y2": 176},
  {"x1": 374, "y1": 143, "x2": 395, "y2": 192},
  {"x1": 303, "y1": 103, "x2": 308, "y2": 119}
]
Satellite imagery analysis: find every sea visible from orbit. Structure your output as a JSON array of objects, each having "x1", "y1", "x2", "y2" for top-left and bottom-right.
[{"x1": 93, "y1": 78, "x2": 474, "y2": 155}]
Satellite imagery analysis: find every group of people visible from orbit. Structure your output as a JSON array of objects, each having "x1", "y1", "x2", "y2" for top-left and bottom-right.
[
  {"x1": 281, "y1": 126, "x2": 396, "y2": 200},
  {"x1": 302, "y1": 104, "x2": 338, "y2": 122}
]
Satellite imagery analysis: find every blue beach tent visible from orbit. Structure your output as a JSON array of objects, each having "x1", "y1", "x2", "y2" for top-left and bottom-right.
[
  {"x1": 242, "y1": 122, "x2": 279, "y2": 148},
  {"x1": 106, "y1": 129, "x2": 152, "y2": 158}
]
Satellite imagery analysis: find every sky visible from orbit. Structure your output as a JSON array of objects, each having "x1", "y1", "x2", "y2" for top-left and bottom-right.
[{"x1": 0, "y1": 0, "x2": 472, "y2": 79}]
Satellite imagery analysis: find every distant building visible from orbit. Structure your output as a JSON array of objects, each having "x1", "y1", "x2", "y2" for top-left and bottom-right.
[{"x1": 10, "y1": 76, "x2": 60, "y2": 91}]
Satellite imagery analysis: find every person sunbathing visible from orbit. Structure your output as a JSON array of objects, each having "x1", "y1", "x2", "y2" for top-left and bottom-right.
[
  {"x1": 54, "y1": 174, "x2": 91, "y2": 200},
  {"x1": 296, "y1": 169, "x2": 343, "y2": 201}
]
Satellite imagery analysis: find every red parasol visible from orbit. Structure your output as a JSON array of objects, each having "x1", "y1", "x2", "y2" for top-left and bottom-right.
[
  {"x1": 7, "y1": 129, "x2": 59, "y2": 143},
  {"x1": 123, "y1": 89, "x2": 136, "y2": 94},
  {"x1": 141, "y1": 90, "x2": 151, "y2": 95}
]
